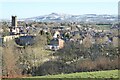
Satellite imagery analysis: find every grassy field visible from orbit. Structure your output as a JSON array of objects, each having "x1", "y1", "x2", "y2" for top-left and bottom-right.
[
  {"x1": 96, "y1": 24, "x2": 111, "y2": 30},
  {"x1": 4, "y1": 70, "x2": 119, "y2": 80},
  {"x1": 27, "y1": 70, "x2": 119, "y2": 78},
  {"x1": 2, "y1": 68, "x2": 119, "y2": 80}
]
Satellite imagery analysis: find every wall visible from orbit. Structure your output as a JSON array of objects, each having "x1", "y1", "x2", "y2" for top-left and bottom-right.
[{"x1": 58, "y1": 39, "x2": 64, "y2": 49}]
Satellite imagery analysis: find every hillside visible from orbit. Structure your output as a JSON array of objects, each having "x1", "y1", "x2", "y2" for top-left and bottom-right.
[{"x1": 19, "y1": 13, "x2": 117, "y2": 23}]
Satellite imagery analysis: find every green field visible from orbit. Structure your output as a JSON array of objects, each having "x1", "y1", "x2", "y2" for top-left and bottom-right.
[
  {"x1": 28, "y1": 70, "x2": 119, "y2": 78},
  {"x1": 96, "y1": 24, "x2": 111, "y2": 30},
  {"x1": 2, "y1": 70, "x2": 119, "y2": 80}
]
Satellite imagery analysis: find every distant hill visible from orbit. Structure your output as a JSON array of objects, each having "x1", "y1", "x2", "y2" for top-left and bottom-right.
[{"x1": 19, "y1": 13, "x2": 118, "y2": 23}]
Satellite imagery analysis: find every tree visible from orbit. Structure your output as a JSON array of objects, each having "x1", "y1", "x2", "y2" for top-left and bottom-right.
[
  {"x1": 1, "y1": 21, "x2": 10, "y2": 37},
  {"x1": 2, "y1": 41, "x2": 22, "y2": 77},
  {"x1": 46, "y1": 32, "x2": 53, "y2": 45},
  {"x1": 82, "y1": 35, "x2": 92, "y2": 48}
]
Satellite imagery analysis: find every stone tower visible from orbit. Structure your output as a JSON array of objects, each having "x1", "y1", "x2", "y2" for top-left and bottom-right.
[{"x1": 12, "y1": 16, "x2": 17, "y2": 27}]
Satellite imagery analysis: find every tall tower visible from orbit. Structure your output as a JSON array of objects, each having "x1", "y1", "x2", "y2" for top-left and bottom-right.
[{"x1": 12, "y1": 16, "x2": 17, "y2": 27}]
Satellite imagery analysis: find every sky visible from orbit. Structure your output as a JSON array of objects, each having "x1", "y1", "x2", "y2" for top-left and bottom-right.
[{"x1": 0, "y1": 0, "x2": 119, "y2": 19}]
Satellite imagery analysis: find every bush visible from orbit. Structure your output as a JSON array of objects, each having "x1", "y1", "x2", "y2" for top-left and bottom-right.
[
  {"x1": 35, "y1": 61, "x2": 74, "y2": 76},
  {"x1": 74, "y1": 57, "x2": 118, "y2": 72}
]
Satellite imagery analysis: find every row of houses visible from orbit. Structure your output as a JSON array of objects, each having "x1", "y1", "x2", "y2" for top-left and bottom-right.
[{"x1": 46, "y1": 23, "x2": 119, "y2": 50}]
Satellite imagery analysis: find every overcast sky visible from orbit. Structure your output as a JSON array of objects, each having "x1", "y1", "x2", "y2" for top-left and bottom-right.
[{"x1": 0, "y1": 0, "x2": 119, "y2": 19}]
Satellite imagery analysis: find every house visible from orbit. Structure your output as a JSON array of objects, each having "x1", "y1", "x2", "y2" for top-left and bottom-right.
[
  {"x1": 15, "y1": 35, "x2": 36, "y2": 46},
  {"x1": 52, "y1": 26, "x2": 65, "y2": 31},
  {"x1": 47, "y1": 38, "x2": 64, "y2": 51},
  {"x1": 9, "y1": 27, "x2": 20, "y2": 35},
  {"x1": 53, "y1": 31, "x2": 60, "y2": 38}
]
